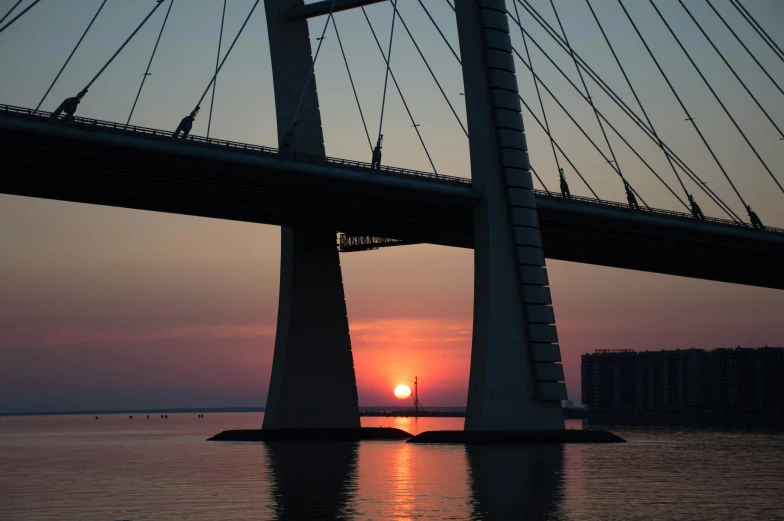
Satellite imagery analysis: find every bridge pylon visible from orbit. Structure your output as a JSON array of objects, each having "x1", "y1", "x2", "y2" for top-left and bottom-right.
[
  {"x1": 456, "y1": 0, "x2": 566, "y2": 430},
  {"x1": 262, "y1": 0, "x2": 360, "y2": 430}
]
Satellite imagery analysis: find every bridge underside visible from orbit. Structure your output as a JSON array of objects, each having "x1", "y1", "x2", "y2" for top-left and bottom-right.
[{"x1": 1, "y1": 114, "x2": 783, "y2": 290}]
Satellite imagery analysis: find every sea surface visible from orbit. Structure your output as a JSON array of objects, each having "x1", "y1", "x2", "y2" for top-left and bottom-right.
[{"x1": 1, "y1": 413, "x2": 783, "y2": 520}]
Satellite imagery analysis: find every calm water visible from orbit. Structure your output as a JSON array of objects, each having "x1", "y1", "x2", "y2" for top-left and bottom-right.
[{"x1": 1, "y1": 414, "x2": 783, "y2": 520}]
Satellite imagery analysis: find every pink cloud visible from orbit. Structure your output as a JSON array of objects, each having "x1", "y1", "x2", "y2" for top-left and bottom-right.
[{"x1": 0, "y1": 323, "x2": 277, "y2": 349}]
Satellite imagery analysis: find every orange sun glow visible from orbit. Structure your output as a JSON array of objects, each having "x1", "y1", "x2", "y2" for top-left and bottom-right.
[{"x1": 394, "y1": 384, "x2": 412, "y2": 399}]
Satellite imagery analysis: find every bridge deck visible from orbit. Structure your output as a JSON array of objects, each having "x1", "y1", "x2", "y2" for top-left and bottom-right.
[{"x1": 1, "y1": 104, "x2": 783, "y2": 289}]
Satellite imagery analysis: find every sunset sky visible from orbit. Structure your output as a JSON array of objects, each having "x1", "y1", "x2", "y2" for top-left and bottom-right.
[{"x1": 1, "y1": 0, "x2": 783, "y2": 413}]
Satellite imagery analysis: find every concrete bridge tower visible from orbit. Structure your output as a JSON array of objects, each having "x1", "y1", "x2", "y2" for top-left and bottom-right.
[
  {"x1": 456, "y1": 0, "x2": 567, "y2": 430},
  {"x1": 262, "y1": 0, "x2": 360, "y2": 430}
]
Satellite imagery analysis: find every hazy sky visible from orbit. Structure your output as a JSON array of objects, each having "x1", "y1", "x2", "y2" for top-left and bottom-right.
[{"x1": 1, "y1": 0, "x2": 783, "y2": 413}]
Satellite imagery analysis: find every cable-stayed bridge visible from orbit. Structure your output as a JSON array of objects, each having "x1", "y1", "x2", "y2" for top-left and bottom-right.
[{"x1": 1, "y1": 0, "x2": 783, "y2": 436}]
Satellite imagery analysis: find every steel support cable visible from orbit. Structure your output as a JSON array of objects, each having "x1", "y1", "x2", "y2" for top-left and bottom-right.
[
  {"x1": 286, "y1": 0, "x2": 336, "y2": 146},
  {"x1": 516, "y1": 90, "x2": 597, "y2": 200},
  {"x1": 510, "y1": 28, "x2": 689, "y2": 210},
  {"x1": 445, "y1": 0, "x2": 455, "y2": 12},
  {"x1": 425, "y1": 1, "x2": 545, "y2": 191},
  {"x1": 390, "y1": 0, "x2": 467, "y2": 137},
  {"x1": 550, "y1": 0, "x2": 625, "y2": 184},
  {"x1": 512, "y1": 54, "x2": 616, "y2": 201},
  {"x1": 192, "y1": 0, "x2": 260, "y2": 113},
  {"x1": 514, "y1": 4, "x2": 738, "y2": 221},
  {"x1": 730, "y1": 0, "x2": 784, "y2": 63},
  {"x1": 680, "y1": 1, "x2": 784, "y2": 140},
  {"x1": 585, "y1": 0, "x2": 689, "y2": 199},
  {"x1": 519, "y1": 0, "x2": 730, "y2": 214},
  {"x1": 516, "y1": 1, "x2": 669, "y2": 139},
  {"x1": 517, "y1": 0, "x2": 645, "y2": 122},
  {"x1": 517, "y1": 5, "x2": 706, "y2": 204},
  {"x1": 76, "y1": 1, "x2": 165, "y2": 100},
  {"x1": 617, "y1": 0, "x2": 748, "y2": 210},
  {"x1": 509, "y1": 42, "x2": 617, "y2": 183},
  {"x1": 126, "y1": 0, "x2": 175, "y2": 126},
  {"x1": 513, "y1": 0, "x2": 739, "y2": 221},
  {"x1": 47, "y1": 0, "x2": 165, "y2": 123},
  {"x1": 332, "y1": 16, "x2": 373, "y2": 152},
  {"x1": 530, "y1": 165, "x2": 551, "y2": 193},
  {"x1": 705, "y1": 0, "x2": 784, "y2": 100},
  {"x1": 517, "y1": 0, "x2": 664, "y2": 149},
  {"x1": 362, "y1": 6, "x2": 438, "y2": 174},
  {"x1": 511, "y1": 47, "x2": 619, "y2": 202},
  {"x1": 36, "y1": 0, "x2": 108, "y2": 112},
  {"x1": 650, "y1": 0, "x2": 784, "y2": 197},
  {"x1": 511, "y1": 1, "x2": 562, "y2": 184},
  {"x1": 0, "y1": 1, "x2": 23, "y2": 29},
  {"x1": 206, "y1": 0, "x2": 227, "y2": 139},
  {"x1": 0, "y1": 0, "x2": 40, "y2": 35},
  {"x1": 419, "y1": 0, "x2": 461, "y2": 65},
  {"x1": 376, "y1": 0, "x2": 399, "y2": 142}
]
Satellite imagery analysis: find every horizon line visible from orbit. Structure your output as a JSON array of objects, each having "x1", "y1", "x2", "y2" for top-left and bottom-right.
[{"x1": 0, "y1": 405, "x2": 476, "y2": 417}]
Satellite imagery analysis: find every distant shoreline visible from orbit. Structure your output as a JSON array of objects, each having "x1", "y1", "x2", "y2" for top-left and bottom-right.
[
  {"x1": 0, "y1": 407, "x2": 267, "y2": 417},
  {"x1": 0, "y1": 406, "x2": 587, "y2": 418},
  {"x1": 0, "y1": 406, "x2": 461, "y2": 417}
]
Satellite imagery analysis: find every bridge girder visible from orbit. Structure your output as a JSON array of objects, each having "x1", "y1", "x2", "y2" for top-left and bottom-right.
[{"x1": 1, "y1": 111, "x2": 783, "y2": 290}]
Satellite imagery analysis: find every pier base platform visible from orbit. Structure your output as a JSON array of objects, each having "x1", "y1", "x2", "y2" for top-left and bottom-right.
[
  {"x1": 406, "y1": 429, "x2": 625, "y2": 444},
  {"x1": 208, "y1": 427, "x2": 412, "y2": 442}
]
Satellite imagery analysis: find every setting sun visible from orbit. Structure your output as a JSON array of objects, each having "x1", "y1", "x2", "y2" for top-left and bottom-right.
[{"x1": 393, "y1": 384, "x2": 411, "y2": 400}]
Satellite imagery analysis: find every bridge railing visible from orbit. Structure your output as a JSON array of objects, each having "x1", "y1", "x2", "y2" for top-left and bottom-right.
[
  {"x1": 2, "y1": 103, "x2": 782, "y2": 236},
  {"x1": 533, "y1": 189, "x2": 784, "y2": 235},
  {"x1": 0, "y1": 104, "x2": 471, "y2": 187}
]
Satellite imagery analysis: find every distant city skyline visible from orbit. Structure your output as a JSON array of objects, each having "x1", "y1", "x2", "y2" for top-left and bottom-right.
[
  {"x1": 1, "y1": 0, "x2": 783, "y2": 413},
  {"x1": 582, "y1": 345, "x2": 784, "y2": 416}
]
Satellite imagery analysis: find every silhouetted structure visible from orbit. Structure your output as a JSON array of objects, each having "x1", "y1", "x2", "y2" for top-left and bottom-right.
[
  {"x1": 558, "y1": 168, "x2": 571, "y2": 199},
  {"x1": 173, "y1": 106, "x2": 199, "y2": 140},
  {"x1": 412, "y1": 376, "x2": 421, "y2": 416},
  {"x1": 747, "y1": 205, "x2": 766, "y2": 231},
  {"x1": 371, "y1": 135, "x2": 383, "y2": 170},
  {"x1": 688, "y1": 194, "x2": 705, "y2": 220},
  {"x1": 624, "y1": 180, "x2": 640, "y2": 210},
  {"x1": 582, "y1": 347, "x2": 784, "y2": 415}
]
